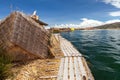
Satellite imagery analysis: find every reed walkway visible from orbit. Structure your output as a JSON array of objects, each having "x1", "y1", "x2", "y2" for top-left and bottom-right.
[{"x1": 54, "y1": 34, "x2": 94, "y2": 80}]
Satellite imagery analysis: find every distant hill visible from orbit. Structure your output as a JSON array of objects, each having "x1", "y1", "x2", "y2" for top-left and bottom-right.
[{"x1": 94, "y1": 22, "x2": 120, "y2": 29}]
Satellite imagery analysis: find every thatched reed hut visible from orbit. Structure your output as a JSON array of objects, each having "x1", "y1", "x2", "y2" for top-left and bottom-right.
[{"x1": 0, "y1": 11, "x2": 50, "y2": 61}]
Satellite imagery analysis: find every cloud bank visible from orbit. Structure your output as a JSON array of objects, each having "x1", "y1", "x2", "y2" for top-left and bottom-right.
[
  {"x1": 109, "y1": 11, "x2": 120, "y2": 16},
  {"x1": 103, "y1": 0, "x2": 120, "y2": 8},
  {"x1": 79, "y1": 18, "x2": 103, "y2": 28},
  {"x1": 52, "y1": 18, "x2": 120, "y2": 28},
  {"x1": 102, "y1": 0, "x2": 120, "y2": 17}
]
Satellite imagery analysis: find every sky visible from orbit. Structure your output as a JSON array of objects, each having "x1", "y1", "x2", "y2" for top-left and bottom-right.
[{"x1": 0, "y1": 0, "x2": 120, "y2": 28}]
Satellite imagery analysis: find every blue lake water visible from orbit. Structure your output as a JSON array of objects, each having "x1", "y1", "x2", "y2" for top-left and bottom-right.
[{"x1": 61, "y1": 30, "x2": 120, "y2": 80}]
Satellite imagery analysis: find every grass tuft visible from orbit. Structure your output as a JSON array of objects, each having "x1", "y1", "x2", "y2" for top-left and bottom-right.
[{"x1": 0, "y1": 46, "x2": 13, "y2": 80}]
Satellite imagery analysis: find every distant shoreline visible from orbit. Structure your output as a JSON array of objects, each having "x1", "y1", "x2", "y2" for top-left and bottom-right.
[{"x1": 49, "y1": 28, "x2": 120, "y2": 33}]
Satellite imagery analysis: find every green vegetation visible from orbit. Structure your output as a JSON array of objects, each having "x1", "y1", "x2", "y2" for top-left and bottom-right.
[
  {"x1": 0, "y1": 46, "x2": 13, "y2": 80},
  {"x1": 52, "y1": 30, "x2": 60, "y2": 33}
]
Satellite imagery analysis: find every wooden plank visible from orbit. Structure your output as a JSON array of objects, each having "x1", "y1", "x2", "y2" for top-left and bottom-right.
[
  {"x1": 61, "y1": 38, "x2": 81, "y2": 57},
  {"x1": 82, "y1": 58, "x2": 95, "y2": 80},
  {"x1": 68, "y1": 50, "x2": 72, "y2": 57},
  {"x1": 60, "y1": 42, "x2": 68, "y2": 56},
  {"x1": 78, "y1": 57, "x2": 87, "y2": 78},
  {"x1": 63, "y1": 43, "x2": 70, "y2": 56},
  {"x1": 71, "y1": 48, "x2": 81, "y2": 56},
  {"x1": 61, "y1": 41, "x2": 72, "y2": 57},
  {"x1": 65, "y1": 50, "x2": 70, "y2": 57},
  {"x1": 68, "y1": 47, "x2": 79, "y2": 56},
  {"x1": 65, "y1": 43, "x2": 74, "y2": 56},
  {"x1": 64, "y1": 44, "x2": 71, "y2": 57},
  {"x1": 71, "y1": 47, "x2": 79, "y2": 53},
  {"x1": 61, "y1": 44, "x2": 68, "y2": 56},
  {"x1": 66, "y1": 46, "x2": 72, "y2": 56},
  {"x1": 57, "y1": 58, "x2": 64, "y2": 80},
  {"x1": 69, "y1": 47, "x2": 76, "y2": 56},
  {"x1": 63, "y1": 57, "x2": 69, "y2": 80},
  {"x1": 74, "y1": 57, "x2": 82, "y2": 80},
  {"x1": 69, "y1": 57, "x2": 75, "y2": 80},
  {"x1": 58, "y1": 35, "x2": 94, "y2": 80},
  {"x1": 61, "y1": 49, "x2": 67, "y2": 56}
]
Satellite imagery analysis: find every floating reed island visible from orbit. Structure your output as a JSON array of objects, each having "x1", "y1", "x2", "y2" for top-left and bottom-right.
[{"x1": 0, "y1": 11, "x2": 94, "y2": 80}]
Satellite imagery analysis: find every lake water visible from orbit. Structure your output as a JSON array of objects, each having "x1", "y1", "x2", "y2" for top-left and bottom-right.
[{"x1": 61, "y1": 30, "x2": 120, "y2": 80}]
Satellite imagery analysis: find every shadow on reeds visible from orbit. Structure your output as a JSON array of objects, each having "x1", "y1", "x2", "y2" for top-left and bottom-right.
[{"x1": 0, "y1": 46, "x2": 13, "y2": 80}]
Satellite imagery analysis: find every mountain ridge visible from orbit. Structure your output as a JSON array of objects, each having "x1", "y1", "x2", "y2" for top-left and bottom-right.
[{"x1": 94, "y1": 22, "x2": 120, "y2": 29}]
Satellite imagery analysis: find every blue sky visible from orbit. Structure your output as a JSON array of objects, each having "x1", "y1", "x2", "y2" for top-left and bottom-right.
[{"x1": 0, "y1": 0, "x2": 120, "y2": 27}]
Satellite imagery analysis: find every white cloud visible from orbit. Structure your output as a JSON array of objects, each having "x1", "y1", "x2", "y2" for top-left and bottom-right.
[
  {"x1": 103, "y1": 0, "x2": 120, "y2": 8},
  {"x1": 109, "y1": 11, "x2": 120, "y2": 16},
  {"x1": 53, "y1": 24, "x2": 79, "y2": 28},
  {"x1": 81, "y1": 18, "x2": 88, "y2": 21},
  {"x1": 79, "y1": 18, "x2": 103, "y2": 28},
  {"x1": 105, "y1": 19, "x2": 120, "y2": 23},
  {"x1": 52, "y1": 18, "x2": 120, "y2": 28}
]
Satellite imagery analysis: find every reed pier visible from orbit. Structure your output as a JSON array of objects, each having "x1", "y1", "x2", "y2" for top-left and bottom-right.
[{"x1": 54, "y1": 34, "x2": 94, "y2": 80}]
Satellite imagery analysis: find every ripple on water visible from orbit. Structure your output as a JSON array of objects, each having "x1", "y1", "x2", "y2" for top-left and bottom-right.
[
  {"x1": 115, "y1": 61, "x2": 120, "y2": 64},
  {"x1": 61, "y1": 30, "x2": 120, "y2": 80},
  {"x1": 110, "y1": 55, "x2": 120, "y2": 61},
  {"x1": 116, "y1": 43, "x2": 120, "y2": 45}
]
